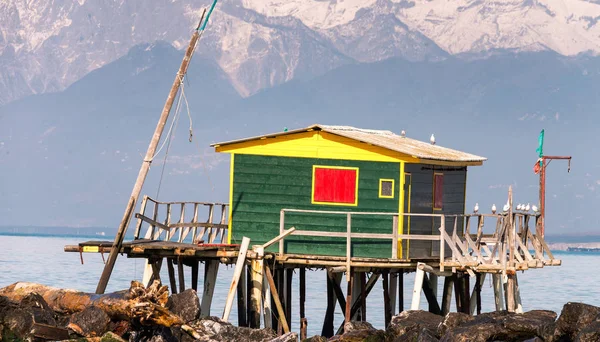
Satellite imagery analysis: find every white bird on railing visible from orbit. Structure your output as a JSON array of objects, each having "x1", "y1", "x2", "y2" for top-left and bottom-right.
[
  {"x1": 474, "y1": 203, "x2": 479, "y2": 213},
  {"x1": 516, "y1": 204, "x2": 522, "y2": 211},
  {"x1": 532, "y1": 204, "x2": 539, "y2": 213},
  {"x1": 525, "y1": 203, "x2": 531, "y2": 212},
  {"x1": 401, "y1": 130, "x2": 406, "y2": 137},
  {"x1": 492, "y1": 204, "x2": 497, "y2": 214},
  {"x1": 503, "y1": 202, "x2": 510, "y2": 212},
  {"x1": 430, "y1": 134, "x2": 436, "y2": 145}
]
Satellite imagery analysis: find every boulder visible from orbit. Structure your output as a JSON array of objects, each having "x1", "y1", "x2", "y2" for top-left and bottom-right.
[
  {"x1": 269, "y1": 332, "x2": 299, "y2": 341},
  {"x1": 167, "y1": 289, "x2": 201, "y2": 323},
  {"x1": 392, "y1": 327, "x2": 439, "y2": 342},
  {"x1": 387, "y1": 311, "x2": 443, "y2": 338},
  {"x1": 575, "y1": 320, "x2": 600, "y2": 342},
  {"x1": 440, "y1": 322, "x2": 506, "y2": 342},
  {"x1": 3, "y1": 308, "x2": 34, "y2": 340},
  {"x1": 187, "y1": 316, "x2": 278, "y2": 341},
  {"x1": 68, "y1": 305, "x2": 111, "y2": 337},
  {"x1": 437, "y1": 312, "x2": 474, "y2": 337},
  {"x1": 19, "y1": 292, "x2": 56, "y2": 326},
  {"x1": 330, "y1": 321, "x2": 386, "y2": 341},
  {"x1": 501, "y1": 310, "x2": 556, "y2": 339},
  {"x1": 554, "y1": 302, "x2": 600, "y2": 340},
  {"x1": 302, "y1": 336, "x2": 327, "y2": 342}
]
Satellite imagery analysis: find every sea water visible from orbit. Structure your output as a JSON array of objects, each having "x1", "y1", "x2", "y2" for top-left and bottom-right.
[{"x1": 0, "y1": 234, "x2": 598, "y2": 337}]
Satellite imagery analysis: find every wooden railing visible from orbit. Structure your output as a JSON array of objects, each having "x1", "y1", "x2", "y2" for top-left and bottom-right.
[
  {"x1": 277, "y1": 209, "x2": 559, "y2": 274},
  {"x1": 133, "y1": 195, "x2": 228, "y2": 244}
]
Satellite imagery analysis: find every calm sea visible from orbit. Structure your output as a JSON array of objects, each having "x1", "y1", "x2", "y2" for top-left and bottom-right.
[{"x1": 0, "y1": 234, "x2": 598, "y2": 337}]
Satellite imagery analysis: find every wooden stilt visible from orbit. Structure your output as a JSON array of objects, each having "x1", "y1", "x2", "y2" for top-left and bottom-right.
[
  {"x1": 335, "y1": 273, "x2": 380, "y2": 336},
  {"x1": 222, "y1": 237, "x2": 250, "y2": 322},
  {"x1": 249, "y1": 248, "x2": 264, "y2": 328},
  {"x1": 201, "y1": 260, "x2": 219, "y2": 317},
  {"x1": 429, "y1": 274, "x2": 438, "y2": 300},
  {"x1": 275, "y1": 268, "x2": 284, "y2": 335},
  {"x1": 237, "y1": 265, "x2": 247, "y2": 327},
  {"x1": 492, "y1": 273, "x2": 504, "y2": 312},
  {"x1": 389, "y1": 272, "x2": 398, "y2": 316},
  {"x1": 515, "y1": 273, "x2": 523, "y2": 313},
  {"x1": 463, "y1": 274, "x2": 470, "y2": 313},
  {"x1": 360, "y1": 272, "x2": 367, "y2": 322},
  {"x1": 453, "y1": 274, "x2": 463, "y2": 313},
  {"x1": 441, "y1": 275, "x2": 453, "y2": 315},
  {"x1": 148, "y1": 258, "x2": 163, "y2": 285},
  {"x1": 248, "y1": 265, "x2": 254, "y2": 328},
  {"x1": 422, "y1": 274, "x2": 441, "y2": 315},
  {"x1": 177, "y1": 258, "x2": 185, "y2": 293},
  {"x1": 382, "y1": 272, "x2": 392, "y2": 328},
  {"x1": 398, "y1": 271, "x2": 404, "y2": 313},
  {"x1": 345, "y1": 271, "x2": 354, "y2": 325},
  {"x1": 328, "y1": 271, "x2": 347, "y2": 311},
  {"x1": 506, "y1": 274, "x2": 516, "y2": 313},
  {"x1": 271, "y1": 267, "x2": 279, "y2": 332},
  {"x1": 191, "y1": 261, "x2": 199, "y2": 292},
  {"x1": 469, "y1": 273, "x2": 486, "y2": 315},
  {"x1": 410, "y1": 267, "x2": 425, "y2": 310},
  {"x1": 284, "y1": 268, "x2": 293, "y2": 329},
  {"x1": 321, "y1": 271, "x2": 336, "y2": 338},
  {"x1": 166, "y1": 258, "x2": 177, "y2": 294},
  {"x1": 263, "y1": 271, "x2": 272, "y2": 329},
  {"x1": 351, "y1": 272, "x2": 361, "y2": 320},
  {"x1": 299, "y1": 267, "x2": 307, "y2": 340},
  {"x1": 264, "y1": 267, "x2": 290, "y2": 334}
]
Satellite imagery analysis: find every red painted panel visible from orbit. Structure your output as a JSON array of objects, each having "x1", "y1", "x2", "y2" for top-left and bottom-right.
[
  {"x1": 314, "y1": 168, "x2": 357, "y2": 204},
  {"x1": 434, "y1": 174, "x2": 444, "y2": 209}
]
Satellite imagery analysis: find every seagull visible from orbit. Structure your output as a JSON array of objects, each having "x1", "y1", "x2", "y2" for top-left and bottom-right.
[
  {"x1": 503, "y1": 203, "x2": 510, "y2": 212},
  {"x1": 516, "y1": 204, "x2": 521, "y2": 211},
  {"x1": 401, "y1": 130, "x2": 406, "y2": 138},
  {"x1": 430, "y1": 134, "x2": 436, "y2": 145},
  {"x1": 532, "y1": 205, "x2": 539, "y2": 213},
  {"x1": 474, "y1": 203, "x2": 479, "y2": 213},
  {"x1": 491, "y1": 204, "x2": 497, "y2": 214},
  {"x1": 525, "y1": 203, "x2": 531, "y2": 212}
]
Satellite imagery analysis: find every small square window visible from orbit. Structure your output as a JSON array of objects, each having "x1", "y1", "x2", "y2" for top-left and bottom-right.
[{"x1": 379, "y1": 179, "x2": 395, "y2": 198}]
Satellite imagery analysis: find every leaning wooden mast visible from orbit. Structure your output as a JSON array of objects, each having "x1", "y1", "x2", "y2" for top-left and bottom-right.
[{"x1": 96, "y1": 3, "x2": 216, "y2": 294}]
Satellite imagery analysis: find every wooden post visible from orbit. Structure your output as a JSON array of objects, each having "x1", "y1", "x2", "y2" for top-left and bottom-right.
[
  {"x1": 389, "y1": 272, "x2": 398, "y2": 316},
  {"x1": 410, "y1": 267, "x2": 425, "y2": 310},
  {"x1": 398, "y1": 271, "x2": 404, "y2": 313},
  {"x1": 264, "y1": 266, "x2": 290, "y2": 334},
  {"x1": 453, "y1": 274, "x2": 463, "y2": 313},
  {"x1": 237, "y1": 264, "x2": 247, "y2": 327},
  {"x1": 492, "y1": 274, "x2": 504, "y2": 312},
  {"x1": 249, "y1": 247, "x2": 264, "y2": 328},
  {"x1": 191, "y1": 261, "x2": 199, "y2": 292},
  {"x1": 441, "y1": 276, "x2": 453, "y2": 315},
  {"x1": 515, "y1": 273, "x2": 523, "y2": 313},
  {"x1": 299, "y1": 267, "x2": 307, "y2": 340},
  {"x1": 429, "y1": 274, "x2": 438, "y2": 303},
  {"x1": 383, "y1": 272, "x2": 392, "y2": 328},
  {"x1": 177, "y1": 258, "x2": 185, "y2": 293},
  {"x1": 96, "y1": 19, "x2": 207, "y2": 294},
  {"x1": 263, "y1": 272, "x2": 272, "y2": 329},
  {"x1": 463, "y1": 274, "x2": 470, "y2": 313},
  {"x1": 358, "y1": 272, "x2": 366, "y2": 321},
  {"x1": 321, "y1": 271, "x2": 337, "y2": 338},
  {"x1": 222, "y1": 237, "x2": 250, "y2": 322},
  {"x1": 422, "y1": 274, "x2": 441, "y2": 315},
  {"x1": 470, "y1": 273, "x2": 486, "y2": 315},
  {"x1": 201, "y1": 260, "x2": 219, "y2": 317},
  {"x1": 345, "y1": 271, "x2": 354, "y2": 325},
  {"x1": 284, "y1": 268, "x2": 293, "y2": 328},
  {"x1": 167, "y1": 258, "x2": 177, "y2": 294}
]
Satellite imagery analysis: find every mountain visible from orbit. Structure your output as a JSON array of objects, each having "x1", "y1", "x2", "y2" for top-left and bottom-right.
[
  {"x1": 1, "y1": 41, "x2": 599, "y2": 234},
  {"x1": 1, "y1": 0, "x2": 599, "y2": 105}
]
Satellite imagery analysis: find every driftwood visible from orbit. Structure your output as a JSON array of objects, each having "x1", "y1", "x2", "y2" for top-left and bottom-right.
[{"x1": 0, "y1": 280, "x2": 200, "y2": 339}]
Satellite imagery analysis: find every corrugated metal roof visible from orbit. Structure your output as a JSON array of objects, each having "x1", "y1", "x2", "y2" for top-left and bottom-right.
[{"x1": 211, "y1": 124, "x2": 487, "y2": 163}]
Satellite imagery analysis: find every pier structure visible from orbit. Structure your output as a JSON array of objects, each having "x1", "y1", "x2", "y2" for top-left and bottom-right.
[{"x1": 66, "y1": 187, "x2": 559, "y2": 338}]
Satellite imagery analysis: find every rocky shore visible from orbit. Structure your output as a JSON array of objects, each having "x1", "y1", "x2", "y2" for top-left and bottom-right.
[{"x1": 1, "y1": 281, "x2": 599, "y2": 342}]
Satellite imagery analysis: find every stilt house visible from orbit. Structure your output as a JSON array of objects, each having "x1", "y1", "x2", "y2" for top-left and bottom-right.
[{"x1": 211, "y1": 125, "x2": 486, "y2": 259}]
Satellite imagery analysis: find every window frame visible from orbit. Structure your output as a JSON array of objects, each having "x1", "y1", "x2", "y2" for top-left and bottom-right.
[
  {"x1": 433, "y1": 172, "x2": 444, "y2": 210},
  {"x1": 378, "y1": 178, "x2": 395, "y2": 199},
  {"x1": 311, "y1": 165, "x2": 359, "y2": 206}
]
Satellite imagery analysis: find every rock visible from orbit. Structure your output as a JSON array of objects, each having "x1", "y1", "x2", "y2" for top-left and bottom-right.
[
  {"x1": 3, "y1": 308, "x2": 34, "y2": 340},
  {"x1": 187, "y1": 316, "x2": 277, "y2": 341},
  {"x1": 269, "y1": 332, "x2": 299, "y2": 341},
  {"x1": 387, "y1": 311, "x2": 443, "y2": 338},
  {"x1": 101, "y1": 331, "x2": 128, "y2": 342},
  {"x1": 501, "y1": 310, "x2": 557, "y2": 339},
  {"x1": 437, "y1": 312, "x2": 474, "y2": 337},
  {"x1": 554, "y1": 302, "x2": 600, "y2": 340},
  {"x1": 392, "y1": 327, "x2": 439, "y2": 342},
  {"x1": 575, "y1": 320, "x2": 600, "y2": 342},
  {"x1": 19, "y1": 292, "x2": 56, "y2": 326},
  {"x1": 303, "y1": 336, "x2": 327, "y2": 342},
  {"x1": 68, "y1": 305, "x2": 111, "y2": 337},
  {"x1": 329, "y1": 321, "x2": 386, "y2": 341},
  {"x1": 440, "y1": 322, "x2": 506, "y2": 342},
  {"x1": 109, "y1": 320, "x2": 130, "y2": 337},
  {"x1": 167, "y1": 289, "x2": 201, "y2": 323}
]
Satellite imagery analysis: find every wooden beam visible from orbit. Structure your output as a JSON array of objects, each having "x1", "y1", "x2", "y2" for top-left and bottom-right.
[
  {"x1": 299, "y1": 267, "x2": 307, "y2": 340},
  {"x1": 264, "y1": 266, "x2": 290, "y2": 334},
  {"x1": 410, "y1": 267, "x2": 425, "y2": 310},
  {"x1": 177, "y1": 258, "x2": 185, "y2": 293},
  {"x1": 249, "y1": 247, "x2": 264, "y2": 328},
  {"x1": 167, "y1": 258, "x2": 177, "y2": 294},
  {"x1": 321, "y1": 271, "x2": 338, "y2": 338},
  {"x1": 441, "y1": 276, "x2": 453, "y2": 315},
  {"x1": 345, "y1": 271, "x2": 354, "y2": 325},
  {"x1": 383, "y1": 272, "x2": 392, "y2": 327},
  {"x1": 222, "y1": 237, "x2": 250, "y2": 322},
  {"x1": 191, "y1": 261, "x2": 199, "y2": 292},
  {"x1": 236, "y1": 264, "x2": 247, "y2": 327},
  {"x1": 398, "y1": 271, "x2": 404, "y2": 313},
  {"x1": 422, "y1": 274, "x2": 441, "y2": 315},
  {"x1": 492, "y1": 273, "x2": 504, "y2": 312},
  {"x1": 201, "y1": 260, "x2": 219, "y2": 317}
]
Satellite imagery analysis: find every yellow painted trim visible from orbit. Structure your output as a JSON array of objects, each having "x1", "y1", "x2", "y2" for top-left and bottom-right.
[
  {"x1": 418, "y1": 159, "x2": 484, "y2": 167},
  {"x1": 311, "y1": 165, "x2": 359, "y2": 206},
  {"x1": 406, "y1": 173, "x2": 412, "y2": 259},
  {"x1": 215, "y1": 131, "x2": 420, "y2": 163},
  {"x1": 433, "y1": 172, "x2": 444, "y2": 211},
  {"x1": 398, "y1": 162, "x2": 405, "y2": 258},
  {"x1": 227, "y1": 153, "x2": 235, "y2": 244},
  {"x1": 379, "y1": 178, "x2": 395, "y2": 198}
]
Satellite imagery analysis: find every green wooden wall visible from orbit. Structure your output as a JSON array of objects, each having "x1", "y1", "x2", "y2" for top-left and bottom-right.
[
  {"x1": 230, "y1": 154, "x2": 401, "y2": 258},
  {"x1": 404, "y1": 164, "x2": 467, "y2": 259}
]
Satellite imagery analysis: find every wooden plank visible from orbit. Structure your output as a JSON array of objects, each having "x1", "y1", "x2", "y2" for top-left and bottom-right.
[
  {"x1": 464, "y1": 234, "x2": 486, "y2": 263},
  {"x1": 392, "y1": 215, "x2": 399, "y2": 259},
  {"x1": 328, "y1": 270, "x2": 347, "y2": 311},
  {"x1": 191, "y1": 261, "x2": 199, "y2": 292},
  {"x1": 345, "y1": 271, "x2": 354, "y2": 325},
  {"x1": 389, "y1": 272, "x2": 397, "y2": 317},
  {"x1": 284, "y1": 268, "x2": 293, "y2": 328},
  {"x1": 222, "y1": 237, "x2": 250, "y2": 322},
  {"x1": 398, "y1": 271, "x2": 404, "y2": 313},
  {"x1": 177, "y1": 259, "x2": 185, "y2": 293},
  {"x1": 249, "y1": 247, "x2": 264, "y2": 328},
  {"x1": 422, "y1": 274, "x2": 441, "y2": 315},
  {"x1": 410, "y1": 267, "x2": 425, "y2": 310},
  {"x1": 134, "y1": 195, "x2": 149, "y2": 239},
  {"x1": 492, "y1": 273, "x2": 504, "y2": 312},
  {"x1": 360, "y1": 272, "x2": 367, "y2": 321},
  {"x1": 236, "y1": 264, "x2": 247, "y2": 327},
  {"x1": 263, "y1": 272, "x2": 272, "y2": 330},
  {"x1": 264, "y1": 266, "x2": 290, "y2": 334},
  {"x1": 383, "y1": 272, "x2": 392, "y2": 327},
  {"x1": 31, "y1": 323, "x2": 70, "y2": 341},
  {"x1": 321, "y1": 271, "x2": 338, "y2": 338}
]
